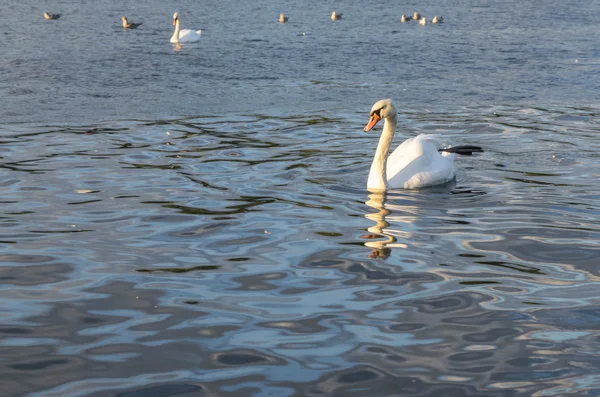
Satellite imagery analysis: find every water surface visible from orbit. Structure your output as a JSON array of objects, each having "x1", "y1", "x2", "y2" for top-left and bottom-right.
[{"x1": 2, "y1": 1, "x2": 600, "y2": 396}]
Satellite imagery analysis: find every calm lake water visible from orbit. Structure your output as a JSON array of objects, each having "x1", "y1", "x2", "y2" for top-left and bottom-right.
[{"x1": 2, "y1": 1, "x2": 600, "y2": 396}]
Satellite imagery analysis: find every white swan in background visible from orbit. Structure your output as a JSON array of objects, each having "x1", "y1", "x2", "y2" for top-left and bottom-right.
[
  {"x1": 170, "y1": 12, "x2": 201, "y2": 43},
  {"x1": 364, "y1": 99, "x2": 482, "y2": 190}
]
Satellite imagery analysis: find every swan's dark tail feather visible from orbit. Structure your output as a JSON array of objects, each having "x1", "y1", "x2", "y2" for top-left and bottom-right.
[{"x1": 439, "y1": 145, "x2": 484, "y2": 156}]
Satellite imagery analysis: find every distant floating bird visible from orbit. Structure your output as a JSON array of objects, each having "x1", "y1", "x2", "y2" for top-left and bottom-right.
[
  {"x1": 279, "y1": 13, "x2": 288, "y2": 23},
  {"x1": 121, "y1": 16, "x2": 142, "y2": 29},
  {"x1": 413, "y1": 12, "x2": 421, "y2": 20},
  {"x1": 44, "y1": 12, "x2": 61, "y2": 20},
  {"x1": 432, "y1": 16, "x2": 444, "y2": 24},
  {"x1": 170, "y1": 12, "x2": 201, "y2": 43},
  {"x1": 401, "y1": 15, "x2": 410, "y2": 23},
  {"x1": 331, "y1": 11, "x2": 342, "y2": 20},
  {"x1": 419, "y1": 17, "x2": 427, "y2": 25}
]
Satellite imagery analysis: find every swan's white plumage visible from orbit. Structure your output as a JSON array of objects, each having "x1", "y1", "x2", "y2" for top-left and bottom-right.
[
  {"x1": 170, "y1": 12, "x2": 201, "y2": 43},
  {"x1": 365, "y1": 99, "x2": 457, "y2": 190},
  {"x1": 384, "y1": 135, "x2": 456, "y2": 189},
  {"x1": 173, "y1": 29, "x2": 202, "y2": 43}
]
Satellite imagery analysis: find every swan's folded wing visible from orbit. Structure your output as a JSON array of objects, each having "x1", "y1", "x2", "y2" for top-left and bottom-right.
[
  {"x1": 386, "y1": 136, "x2": 456, "y2": 189},
  {"x1": 387, "y1": 154, "x2": 456, "y2": 189},
  {"x1": 178, "y1": 29, "x2": 202, "y2": 42}
]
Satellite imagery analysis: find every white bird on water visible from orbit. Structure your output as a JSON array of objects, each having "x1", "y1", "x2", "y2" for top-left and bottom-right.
[
  {"x1": 364, "y1": 99, "x2": 482, "y2": 190},
  {"x1": 170, "y1": 12, "x2": 201, "y2": 43}
]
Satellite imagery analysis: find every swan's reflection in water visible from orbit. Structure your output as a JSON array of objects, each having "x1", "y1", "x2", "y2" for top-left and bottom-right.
[
  {"x1": 362, "y1": 190, "x2": 404, "y2": 259},
  {"x1": 362, "y1": 185, "x2": 456, "y2": 259}
]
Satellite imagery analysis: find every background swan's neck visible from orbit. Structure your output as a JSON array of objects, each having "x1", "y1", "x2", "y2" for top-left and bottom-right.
[
  {"x1": 171, "y1": 20, "x2": 181, "y2": 42},
  {"x1": 367, "y1": 114, "x2": 397, "y2": 190}
]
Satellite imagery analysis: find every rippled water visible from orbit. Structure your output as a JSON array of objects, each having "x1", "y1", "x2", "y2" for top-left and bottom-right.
[{"x1": 2, "y1": 1, "x2": 600, "y2": 396}]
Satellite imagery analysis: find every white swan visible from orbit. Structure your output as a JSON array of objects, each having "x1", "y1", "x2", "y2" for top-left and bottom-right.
[
  {"x1": 364, "y1": 99, "x2": 481, "y2": 190},
  {"x1": 170, "y1": 12, "x2": 201, "y2": 43}
]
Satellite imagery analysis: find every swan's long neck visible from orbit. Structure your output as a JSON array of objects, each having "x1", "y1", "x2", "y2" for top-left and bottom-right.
[
  {"x1": 171, "y1": 19, "x2": 181, "y2": 43},
  {"x1": 367, "y1": 114, "x2": 397, "y2": 191}
]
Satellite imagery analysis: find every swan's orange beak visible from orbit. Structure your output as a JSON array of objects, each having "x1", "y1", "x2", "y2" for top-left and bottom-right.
[
  {"x1": 364, "y1": 113, "x2": 381, "y2": 132},
  {"x1": 173, "y1": 19, "x2": 177, "y2": 25}
]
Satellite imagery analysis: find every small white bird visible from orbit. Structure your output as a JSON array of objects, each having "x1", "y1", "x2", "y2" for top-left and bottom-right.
[
  {"x1": 413, "y1": 12, "x2": 421, "y2": 20},
  {"x1": 279, "y1": 13, "x2": 288, "y2": 23},
  {"x1": 331, "y1": 11, "x2": 342, "y2": 20},
  {"x1": 432, "y1": 16, "x2": 444, "y2": 24},
  {"x1": 419, "y1": 17, "x2": 427, "y2": 25},
  {"x1": 401, "y1": 15, "x2": 410, "y2": 23}
]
